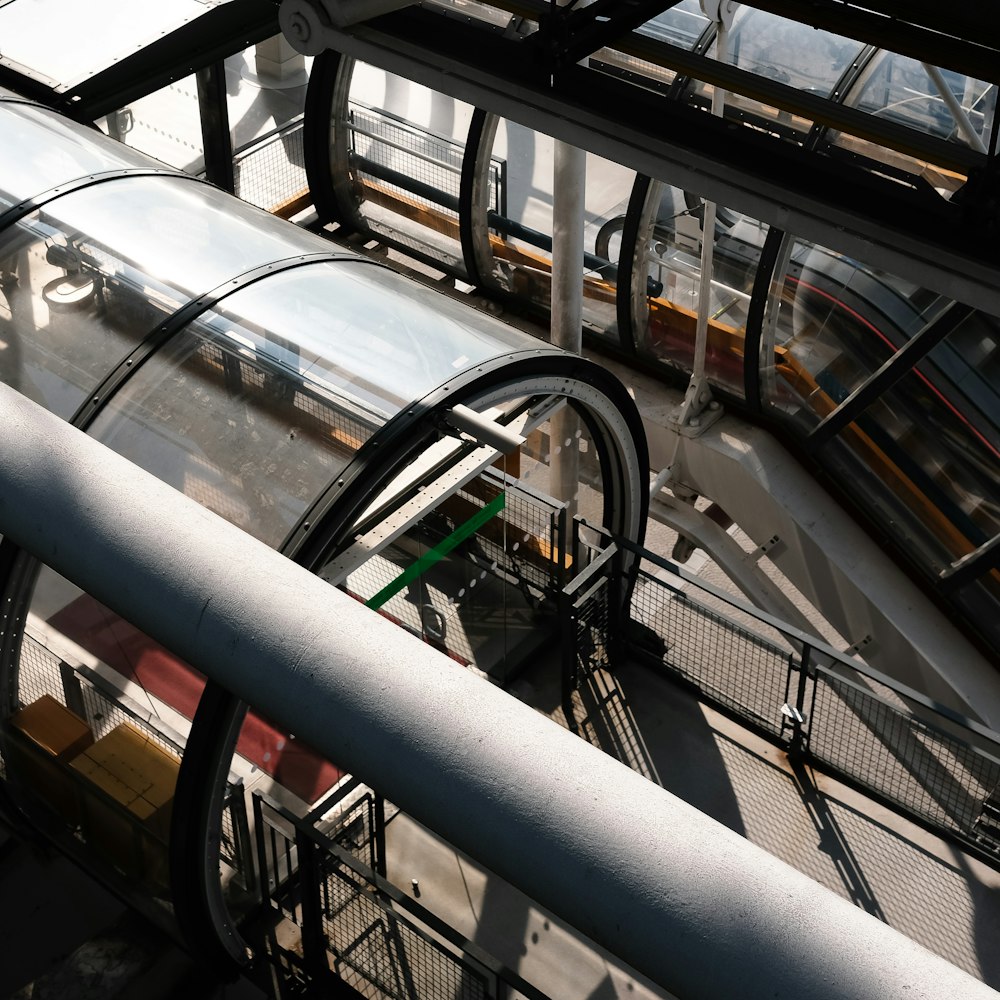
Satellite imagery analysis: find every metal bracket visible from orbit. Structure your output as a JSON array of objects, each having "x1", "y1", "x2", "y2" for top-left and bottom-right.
[{"x1": 668, "y1": 375, "x2": 724, "y2": 436}]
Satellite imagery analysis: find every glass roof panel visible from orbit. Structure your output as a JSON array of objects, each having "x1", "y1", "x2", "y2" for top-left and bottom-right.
[
  {"x1": 848, "y1": 52, "x2": 994, "y2": 150},
  {"x1": 719, "y1": 9, "x2": 863, "y2": 99},
  {"x1": 636, "y1": 0, "x2": 710, "y2": 51},
  {"x1": 0, "y1": 0, "x2": 213, "y2": 90},
  {"x1": 828, "y1": 53, "x2": 993, "y2": 199},
  {"x1": 0, "y1": 101, "x2": 162, "y2": 215}
]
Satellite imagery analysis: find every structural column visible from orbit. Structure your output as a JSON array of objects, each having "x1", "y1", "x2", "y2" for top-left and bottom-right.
[{"x1": 549, "y1": 58, "x2": 586, "y2": 515}]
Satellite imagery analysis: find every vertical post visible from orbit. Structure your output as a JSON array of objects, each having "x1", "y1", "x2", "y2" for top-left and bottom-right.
[
  {"x1": 196, "y1": 62, "x2": 235, "y2": 193},
  {"x1": 783, "y1": 643, "x2": 812, "y2": 757},
  {"x1": 549, "y1": 0, "x2": 586, "y2": 514},
  {"x1": 295, "y1": 830, "x2": 331, "y2": 988},
  {"x1": 558, "y1": 584, "x2": 579, "y2": 731},
  {"x1": 58, "y1": 660, "x2": 86, "y2": 720},
  {"x1": 607, "y1": 544, "x2": 624, "y2": 670},
  {"x1": 674, "y1": 2, "x2": 737, "y2": 430},
  {"x1": 373, "y1": 792, "x2": 387, "y2": 878},
  {"x1": 232, "y1": 782, "x2": 257, "y2": 894},
  {"x1": 252, "y1": 794, "x2": 271, "y2": 909}
]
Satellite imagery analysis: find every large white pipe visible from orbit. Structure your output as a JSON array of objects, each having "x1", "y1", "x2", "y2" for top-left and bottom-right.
[{"x1": 0, "y1": 382, "x2": 995, "y2": 1000}]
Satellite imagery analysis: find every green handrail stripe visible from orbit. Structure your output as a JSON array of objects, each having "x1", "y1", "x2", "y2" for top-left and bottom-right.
[{"x1": 365, "y1": 491, "x2": 507, "y2": 610}]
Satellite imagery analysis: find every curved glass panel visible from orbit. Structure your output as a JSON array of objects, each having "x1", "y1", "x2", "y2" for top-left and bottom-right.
[
  {"x1": 633, "y1": 180, "x2": 766, "y2": 397},
  {"x1": 822, "y1": 394, "x2": 997, "y2": 575},
  {"x1": 15, "y1": 561, "x2": 276, "y2": 913},
  {"x1": 763, "y1": 237, "x2": 949, "y2": 431},
  {"x1": 687, "y1": 10, "x2": 864, "y2": 142},
  {"x1": 0, "y1": 174, "x2": 335, "y2": 417},
  {"x1": 483, "y1": 119, "x2": 553, "y2": 306},
  {"x1": 819, "y1": 306, "x2": 1000, "y2": 572},
  {"x1": 196, "y1": 260, "x2": 534, "y2": 422},
  {"x1": 0, "y1": 101, "x2": 162, "y2": 214},
  {"x1": 344, "y1": 63, "x2": 475, "y2": 272},
  {"x1": 832, "y1": 53, "x2": 994, "y2": 198},
  {"x1": 583, "y1": 155, "x2": 636, "y2": 342}
]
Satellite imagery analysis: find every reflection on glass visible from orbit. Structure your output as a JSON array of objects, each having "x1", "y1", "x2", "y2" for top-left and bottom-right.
[
  {"x1": 687, "y1": 9, "x2": 863, "y2": 141},
  {"x1": 823, "y1": 362, "x2": 999, "y2": 573},
  {"x1": 88, "y1": 323, "x2": 354, "y2": 547},
  {"x1": 853, "y1": 54, "x2": 993, "y2": 148},
  {"x1": 637, "y1": 0, "x2": 710, "y2": 50},
  {"x1": 583, "y1": 157, "x2": 636, "y2": 341},
  {"x1": 0, "y1": 174, "x2": 335, "y2": 417},
  {"x1": 485, "y1": 120, "x2": 553, "y2": 303},
  {"x1": 0, "y1": 102, "x2": 159, "y2": 215},
  {"x1": 634, "y1": 181, "x2": 764, "y2": 396},
  {"x1": 764, "y1": 233, "x2": 1000, "y2": 645},
  {"x1": 721, "y1": 10, "x2": 861, "y2": 97},
  {"x1": 193, "y1": 261, "x2": 535, "y2": 423},
  {"x1": 764, "y1": 238, "x2": 949, "y2": 430}
]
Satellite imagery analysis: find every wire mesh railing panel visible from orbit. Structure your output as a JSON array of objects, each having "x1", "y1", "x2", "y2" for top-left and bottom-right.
[
  {"x1": 329, "y1": 792, "x2": 379, "y2": 872},
  {"x1": 629, "y1": 569, "x2": 789, "y2": 736},
  {"x1": 454, "y1": 476, "x2": 563, "y2": 594},
  {"x1": 233, "y1": 116, "x2": 307, "y2": 213},
  {"x1": 809, "y1": 668, "x2": 1000, "y2": 844},
  {"x1": 17, "y1": 634, "x2": 65, "y2": 706},
  {"x1": 321, "y1": 863, "x2": 489, "y2": 1000},
  {"x1": 348, "y1": 104, "x2": 464, "y2": 218},
  {"x1": 575, "y1": 574, "x2": 610, "y2": 677}
]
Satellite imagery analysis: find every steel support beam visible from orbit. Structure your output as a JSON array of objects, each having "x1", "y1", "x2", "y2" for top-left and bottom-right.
[
  {"x1": 277, "y1": 3, "x2": 1000, "y2": 317},
  {"x1": 0, "y1": 387, "x2": 997, "y2": 1000},
  {"x1": 533, "y1": 0, "x2": 683, "y2": 68}
]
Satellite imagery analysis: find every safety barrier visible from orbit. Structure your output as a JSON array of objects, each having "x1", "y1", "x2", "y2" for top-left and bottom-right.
[
  {"x1": 572, "y1": 524, "x2": 1000, "y2": 863},
  {"x1": 252, "y1": 790, "x2": 551, "y2": 1000},
  {"x1": 232, "y1": 114, "x2": 308, "y2": 214}
]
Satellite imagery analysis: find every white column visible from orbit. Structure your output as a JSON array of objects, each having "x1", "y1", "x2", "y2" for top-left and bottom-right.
[{"x1": 549, "y1": 0, "x2": 587, "y2": 513}]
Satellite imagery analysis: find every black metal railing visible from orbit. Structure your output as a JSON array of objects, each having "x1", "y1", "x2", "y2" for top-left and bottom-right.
[
  {"x1": 232, "y1": 114, "x2": 307, "y2": 212},
  {"x1": 252, "y1": 790, "x2": 552, "y2": 1000},
  {"x1": 568, "y1": 523, "x2": 1000, "y2": 863}
]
